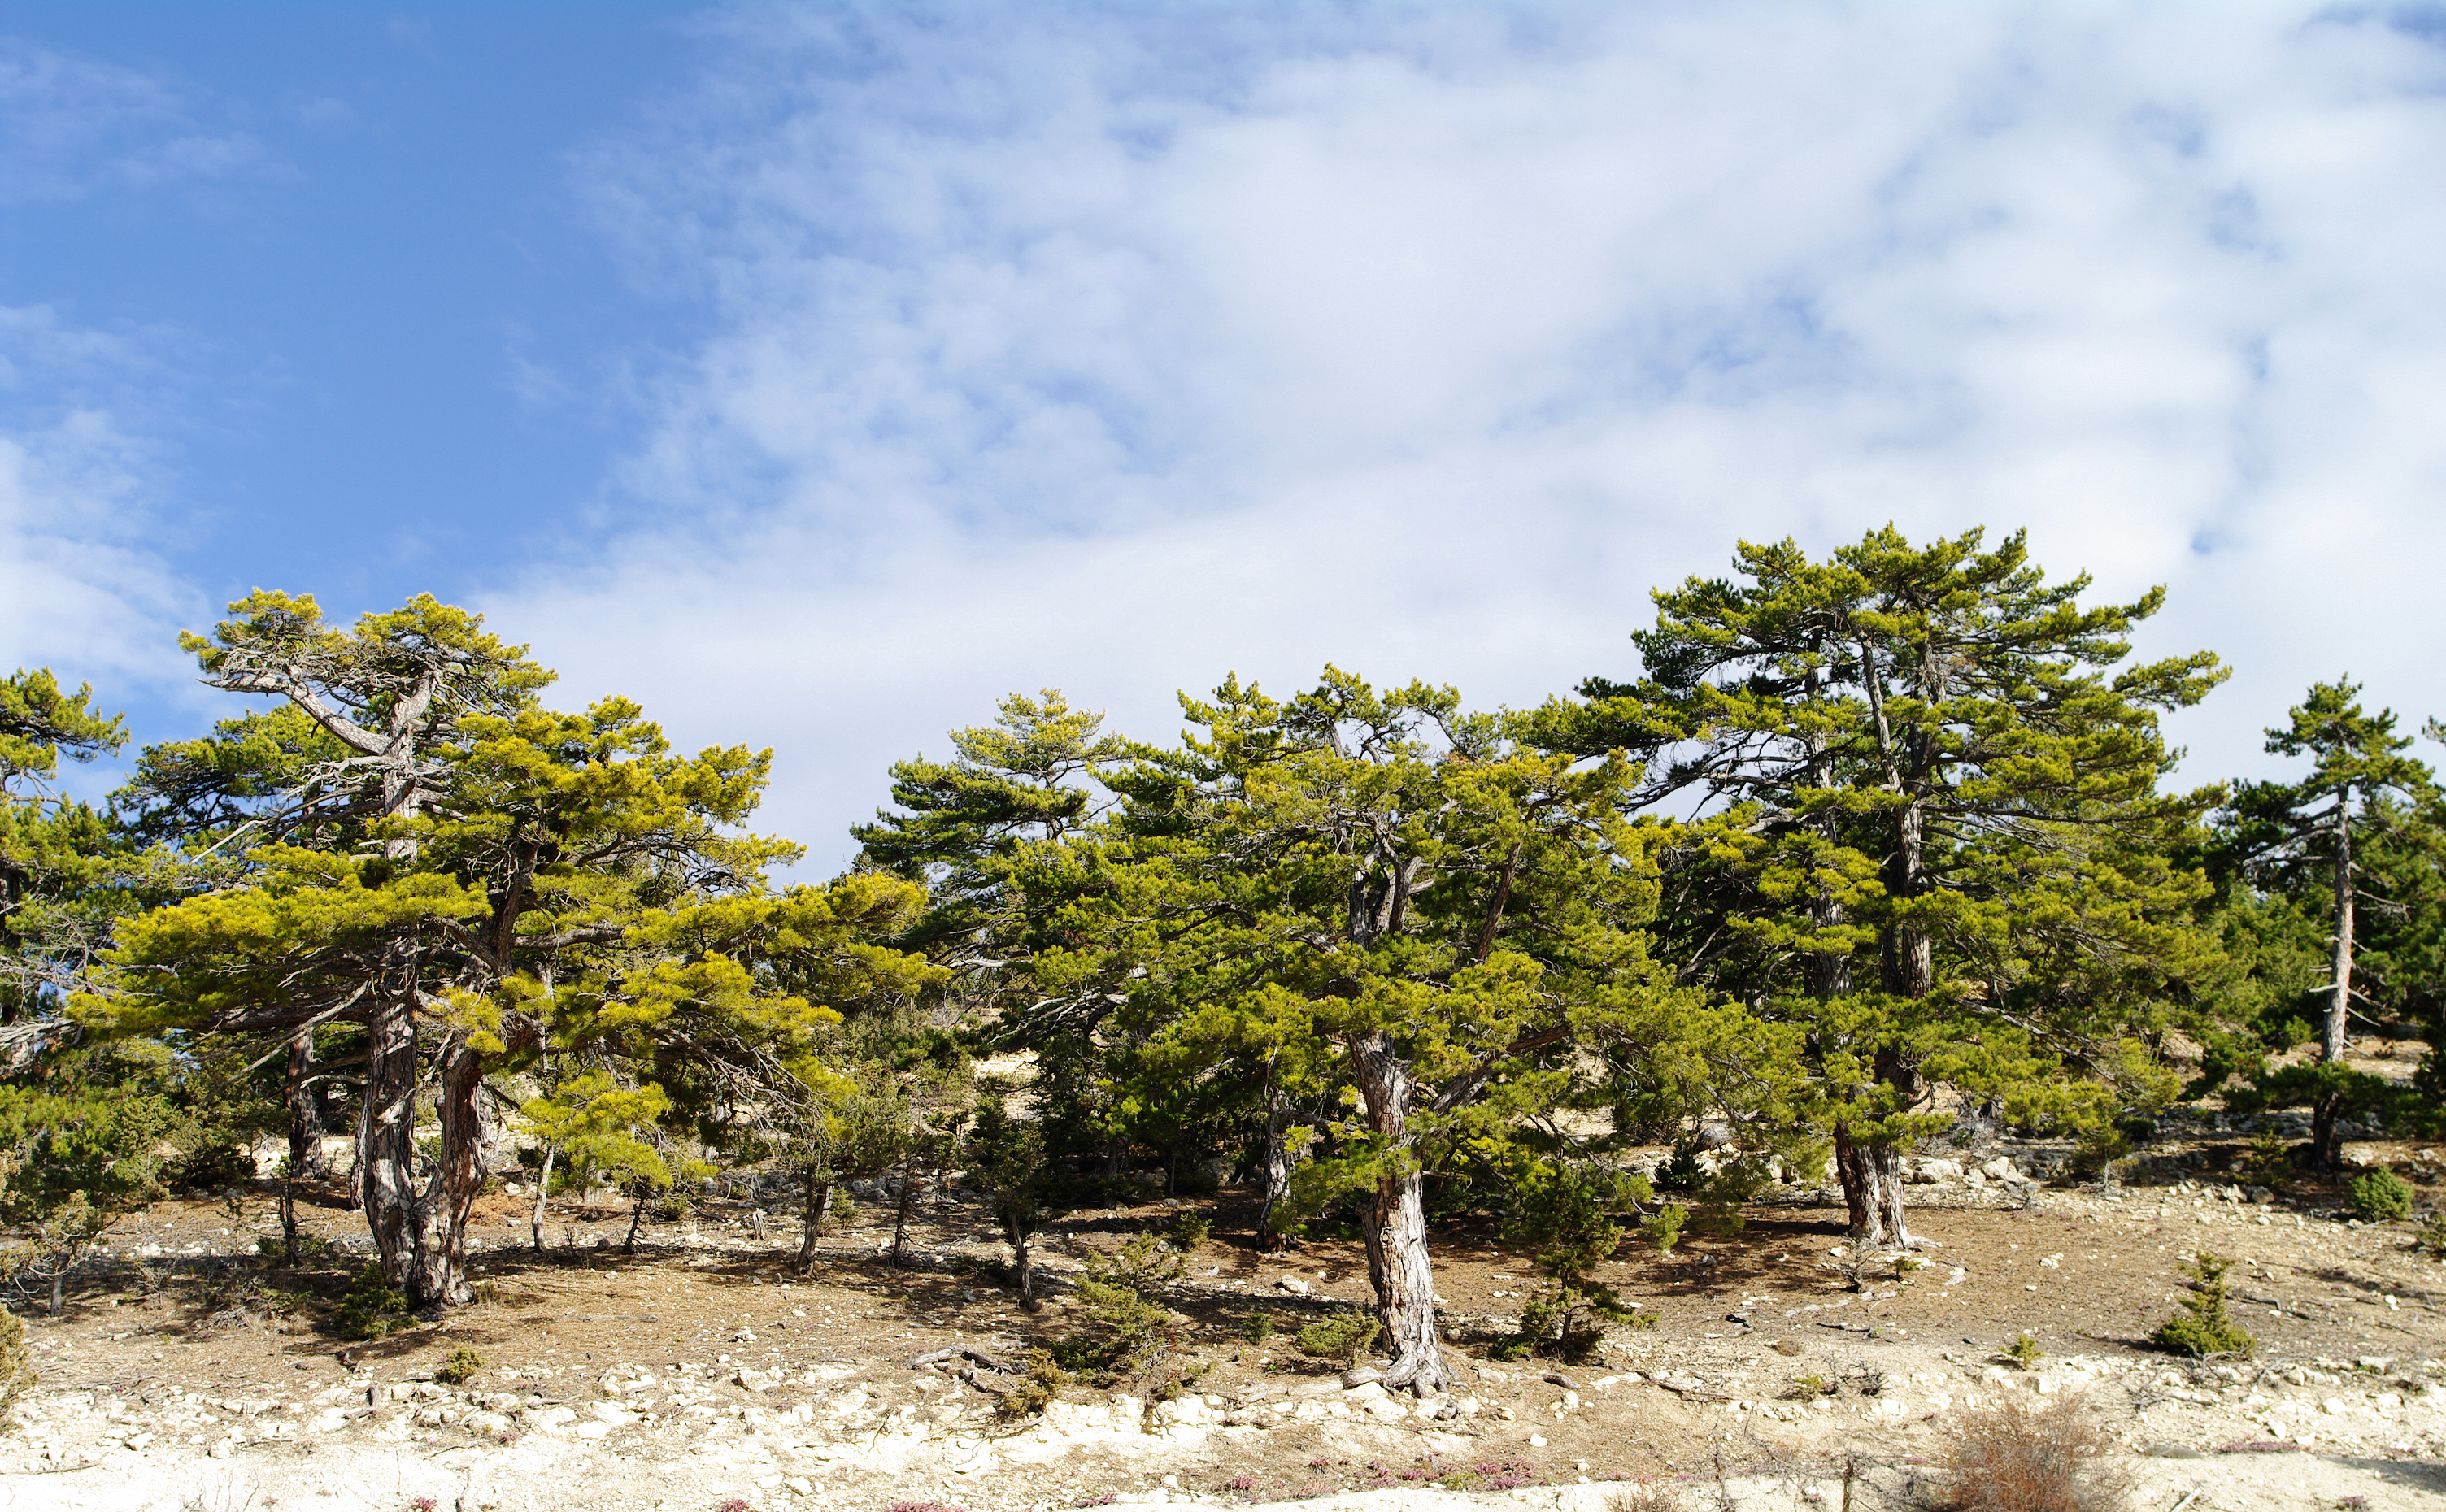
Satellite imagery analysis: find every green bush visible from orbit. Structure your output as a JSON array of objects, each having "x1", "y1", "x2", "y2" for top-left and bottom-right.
[
  {"x1": 1169, "y1": 1208, "x2": 1212, "y2": 1249},
  {"x1": 335, "y1": 1262, "x2": 411, "y2": 1340},
  {"x1": 1639, "y1": 1203, "x2": 1687, "y2": 1253},
  {"x1": 1241, "y1": 1311, "x2": 1275, "y2": 1346},
  {"x1": 1294, "y1": 1306, "x2": 1381, "y2": 1368},
  {"x1": 2347, "y1": 1168, "x2": 2413, "y2": 1222},
  {"x1": 1048, "y1": 1235, "x2": 1182, "y2": 1384},
  {"x1": 434, "y1": 1346, "x2": 484, "y2": 1384},
  {"x1": 2150, "y1": 1251, "x2": 2253, "y2": 1358},
  {"x1": 0, "y1": 1309, "x2": 34, "y2": 1425},
  {"x1": 2418, "y1": 1212, "x2": 2446, "y2": 1258},
  {"x1": 2001, "y1": 1333, "x2": 2043, "y2": 1369},
  {"x1": 998, "y1": 1349, "x2": 1071, "y2": 1419}
]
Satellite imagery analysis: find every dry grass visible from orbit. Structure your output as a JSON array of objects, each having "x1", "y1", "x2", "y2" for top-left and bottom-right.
[
  {"x1": 1605, "y1": 1479, "x2": 1689, "y2": 1512},
  {"x1": 1935, "y1": 1395, "x2": 2131, "y2": 1512}
]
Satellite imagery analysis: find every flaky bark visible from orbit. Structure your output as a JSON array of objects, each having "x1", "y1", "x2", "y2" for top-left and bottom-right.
[
  {"x1": 1834, "y1": 1127, "x2": 1873, "y2": 1238},
  {"x1": 284, "y1": 1030, "x2": 332, "y2": 1180},
  {"x1": 1350, "y1": 1029, "x2": 1449, "y2": 1397},
  {"x1": 356, "y1": 967, "x2": 482, "y2": 1307},
  {"x1": 2326, "y1": 789, "x2": 2355, "y2": 1063}
]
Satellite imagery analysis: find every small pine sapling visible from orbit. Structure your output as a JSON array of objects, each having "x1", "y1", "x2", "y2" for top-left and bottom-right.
[
  {"x1": 997, "y1": 1349, "x2": 1072, "y2": 1419},
  {"x1": 2150, "y1": 1250, "x2": 2253, "y2": 1358},
  {"x1": 2417, "y1": 1211, "x2": 2446, "y2": 1258},
  {"x1": 1294, "y1": 1306, "x2": 1382, "y2": 1369},
  {"x1": 2001, "y1": 1333, "x2": 2043, "y2": 1369},
  {"x1": 2243, "y1": 1128, "x2": 2292, "y2": 1193},
  {"x1": 1639, "y1": 1204, "x2": 1687, "y2": 1253},
  {"x1": 2347, "y1": 1168, "x2": 2413, "y2": 1222},
  {"x1": 1057, "y1": 1234, "x2": 1182, "y2": 1383},
  {"x1": 336, "y1": 1262, "x2": 411, "y2": 1340},
  {"x1": 434, "y1": 1346, "x2": 484, "y2": 1384},
  {"x1": 1499, "y1": 1158, "x2": 1652, "y2": 1362},
  {"x1": 1169, "y1": 1208, "x2": 1212, "y2": 1250}
]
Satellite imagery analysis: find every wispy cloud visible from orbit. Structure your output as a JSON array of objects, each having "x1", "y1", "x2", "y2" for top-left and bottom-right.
[
  {"x1": 0, "y1": 36, "x2": 275, "y2": 203},
  {"x1": 490, "y1": 4, "x2": 2440, "y2": 857},
  {"x1": 0, "y1": 306, "x2": 201, "y2": 707}
]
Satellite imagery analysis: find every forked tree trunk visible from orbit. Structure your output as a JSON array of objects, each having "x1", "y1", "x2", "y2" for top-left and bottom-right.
[
  {"x1": 357, "y1": 977, "x2": 484, "y2": 1309},
  {"x1": 625, "y1": 1194, "x2": 647, "y2": 1253},
  {"x1": 1349, "y1": 1030, "x2": 1450, "y2": 1397},
  {"x1": 401, "y1": 1043, "x2": 485, "y2": 1304},
  {"x1": 357, "y1": 981, "x2": 420, "y2": 1286}
]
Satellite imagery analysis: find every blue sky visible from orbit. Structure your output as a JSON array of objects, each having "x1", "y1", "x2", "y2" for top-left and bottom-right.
[{"x1": 7, "y1": 3, "x2": 2446, "y2": 866}]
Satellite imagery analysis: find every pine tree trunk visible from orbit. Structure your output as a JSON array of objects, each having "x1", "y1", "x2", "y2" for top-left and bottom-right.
[
  {"x1": 285, "y1": 1031, "x2": 331, "y2": 1180},
  {"x1": 799, "y1": 1167, "x2": 830, "y2": 1266},
  {"x1": 890, "y1": 1147, "x2": 918, "y2": 1266},
  {"x1": 1871, "y1": 1145, "x2": 1922, "y2": 1249},
  {"x1": 1012, "y1": 1223, "x2": 1037, "y2": 1311},
  {"x1": 1834, "y1": 1127, "x2": 1874, "y2": 1237},
  {"x1": 398, "y1": 1043, "x2": 483, "y2": 1306},
  {"x1": 1349, "y1": 1030, "x2": 1449, "y2": 1397},
  {"x1": 2313, "y1": 1092, "x2": 2345, "y2": 1171},
  {"x1": 530, "y1": 1146, "x2": 555, "y2": 1256},
  {"x1": 2326, "y1": 791, "x2": 2354, "y2": 1062},
  {"x1": 1256, "y1": 1088, "x2": 1294, "y2": 1252},
  {"x1": 357, "y1": 979, "x2": 420, "y2": 1288},
  {"x1": 625, "y1": 1195, "x2": 646, "y2": 1253}
]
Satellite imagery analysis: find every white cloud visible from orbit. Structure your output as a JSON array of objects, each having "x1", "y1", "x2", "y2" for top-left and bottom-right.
[
  {"x1": 514, "y1": 2, "x2": 2446, "y2": 863},
  {"x1": 0, "y1": 36, "x2": 272, "y2": 203},
  {"x1": 0, "y1": 304, "x2": 203, "y2": 729}
]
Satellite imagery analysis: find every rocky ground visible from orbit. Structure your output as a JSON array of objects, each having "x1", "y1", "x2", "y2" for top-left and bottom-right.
[{"x1": 8, "y1": 1115, "x2": 2446, "y2": 1512}]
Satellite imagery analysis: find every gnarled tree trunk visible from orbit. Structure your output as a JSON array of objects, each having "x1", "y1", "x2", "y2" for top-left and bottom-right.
[
  {"x1": 1834, "y1": 1127, "x2": 1873, "y2": 1237},
  {"x1": 285, "y1": 1031, "x2": 332, "y2": 1180},
  {"x1": 1349, "y1": 1030, "x2": 1449, "y2": 1397},
  {"x1": 356, "y1": 972, "x2": 483, "y2": 1308}
]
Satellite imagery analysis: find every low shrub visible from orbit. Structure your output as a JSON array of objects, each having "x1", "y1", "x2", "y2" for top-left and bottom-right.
[
  {"x1": 1294, "y1": 1306, "x2": 1381, "y2": 1368},
  {"x1": 2347, "y1": 1168, "x2": 2413, "y2": 1222},
  {"x1": 1936, "y1": 1395, "x2": 2130, "y2": 1512},
  {"x1": 434, "y1": 1346, "x2": 484, "y2": 1384},
  {"x1": 1169, "y1": 1208, "x2": 1212, "y2": 1249},
  {"x1": 2002, "y1": 1333, "x2": 2044, "y2": 1369},
  {"x1": 0, "y1": 1309, "x2": 34, "y2": 1424},
  {"x1": 1639, "y1": 1203, "x2": 1687, "y2": 1253},
  {"x1": 335, "y1": 1262, "x2": 411, "y2": 1341},
  {"x1": 997, "y1": 1349, "x2": 1071, "y2": 1419}
]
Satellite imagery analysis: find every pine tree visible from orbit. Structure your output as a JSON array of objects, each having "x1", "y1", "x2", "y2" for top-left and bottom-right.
[
  {"x1": 1025, "y1": 667, "x2": 1748, "y2": 1394},
  {"x1": 83, "y1": 593, "x2": 934, "y2": 1306},
  {"x1": 1602, "y1": 528, "x2": 2224, "y2": 1243}
]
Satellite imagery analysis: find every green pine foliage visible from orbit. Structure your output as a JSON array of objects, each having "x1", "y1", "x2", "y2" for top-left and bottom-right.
[
  {"x1": 2347, "y1": 1168, "x2": 2414, "y2": 1221},
  {"x1": 337, "y1": 1262, "x2": 411, "y2": 1340},
  {"x1": 2151, "y1": 1251, "x2": 2254, "y2": 1358},
  {"x1": 1294, "y1": 1306, "x2": 1382, "y2": 1369}
]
